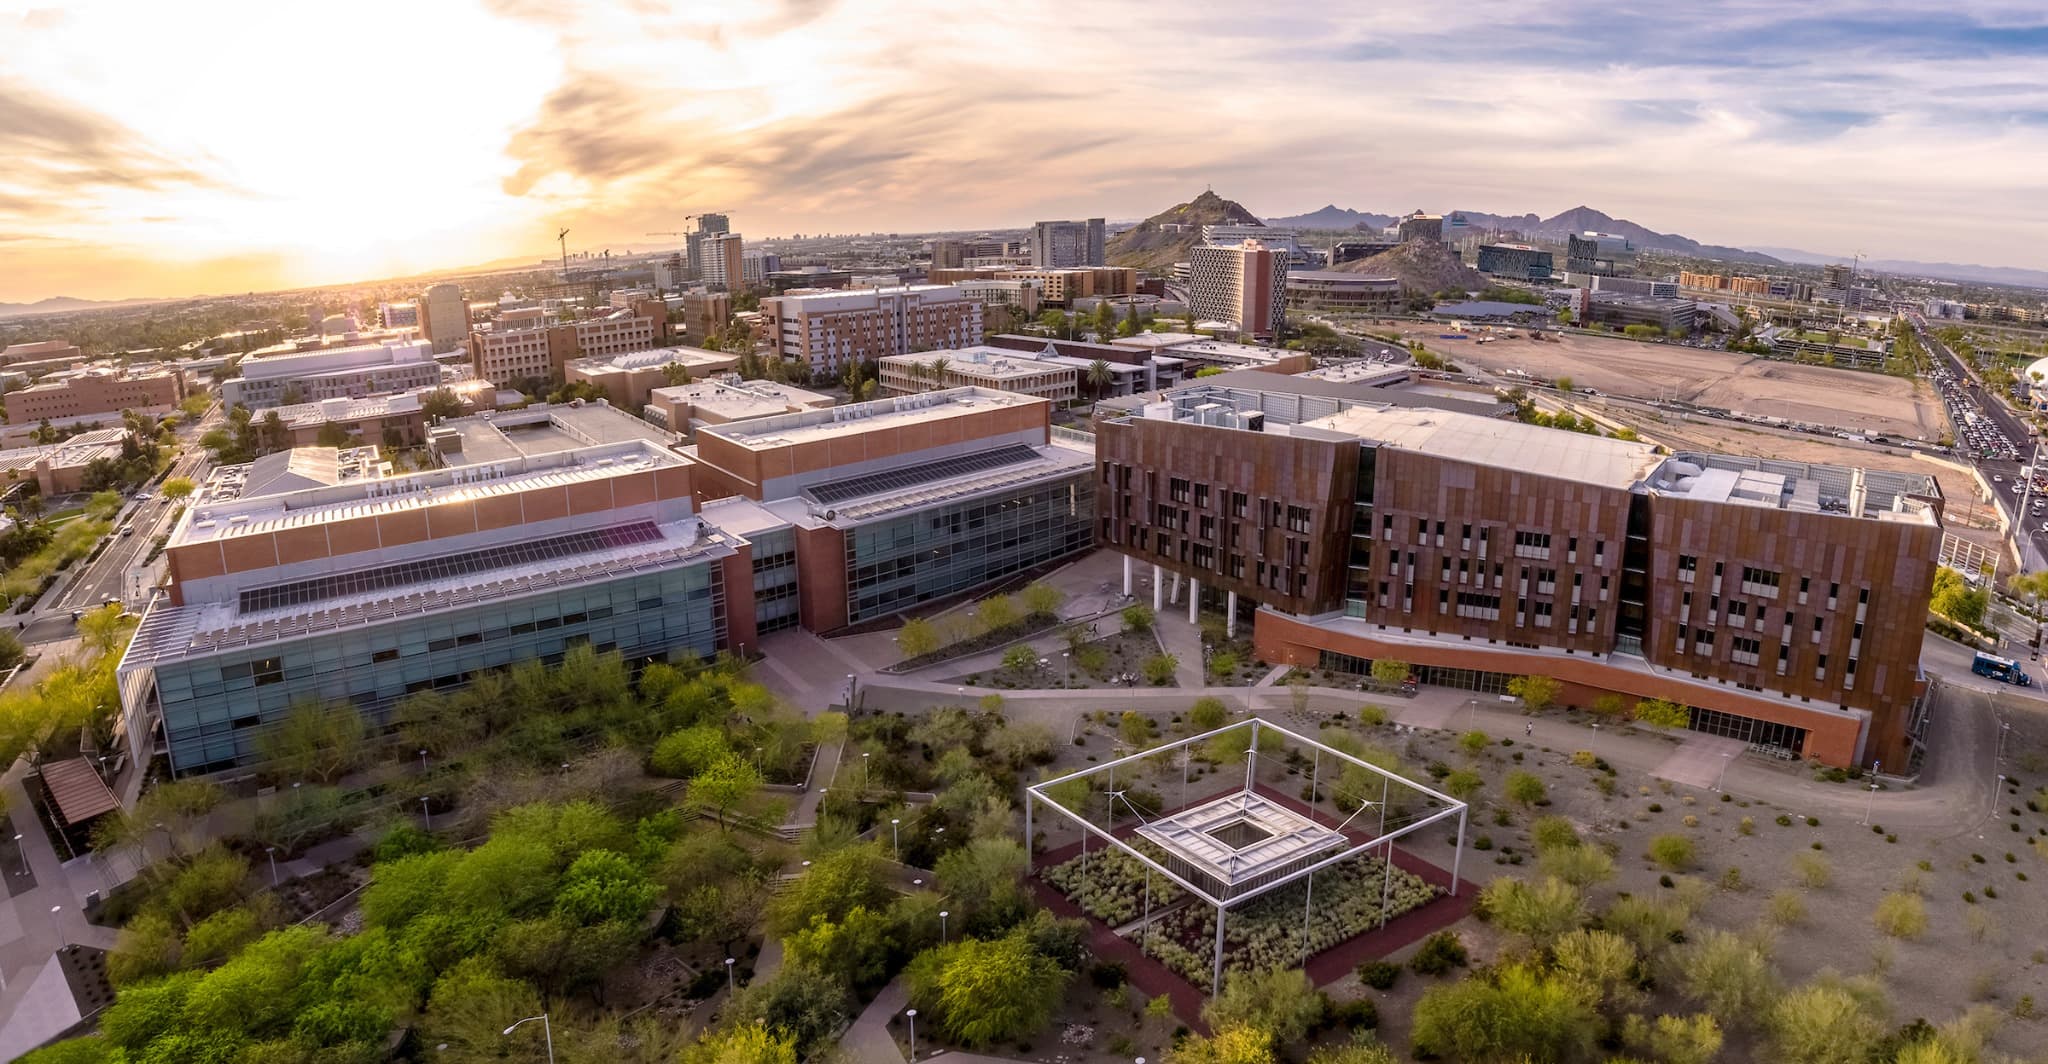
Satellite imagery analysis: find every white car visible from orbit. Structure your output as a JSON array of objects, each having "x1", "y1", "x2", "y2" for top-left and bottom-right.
[{"x1": 1995, "y1": 475, "x2": 2006, "y2": 483}]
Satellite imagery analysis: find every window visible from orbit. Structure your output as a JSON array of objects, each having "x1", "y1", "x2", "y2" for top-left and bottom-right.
[
  {"x1": 1169, "y1": 477, "x2": 1190, "y2": 503},
  {"x1": 1740, "y1": 566, "x2": 1781, "y2": 597},
  {"x1": 1199, "y1": 515, "x2": 1216, "y2": 539},
  {"x1": 1232, "y1": 492, "x2": 1248, "y2": 517},
  {"x1": 1677, "y1": 554, "x2": 1697, "y2": 582},
  {"x1": 1194, "y1": 484, "x2": 1210, "y2": 508},
  {"x1": 1287, "y1": 506, "x2": 1312, "y2": 534},
  {"x1": 1513, "y1": 530, "x2": 1552, "y2": 558},
  {"x1": 1731, "y1": 636, "x2": 1761, "y2": 666}
]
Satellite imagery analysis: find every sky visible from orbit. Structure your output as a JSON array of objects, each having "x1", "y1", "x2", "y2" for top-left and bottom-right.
[{"x1": 4, "y1": 0, "x2": 2048, "y2": 303}]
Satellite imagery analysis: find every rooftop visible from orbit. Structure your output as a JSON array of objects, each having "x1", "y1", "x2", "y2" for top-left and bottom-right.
[
  {"x1": 1646, "y1": 452, "x2": 1939, "y2": 523},
  {"x1": 701, "y1": 387, "x2": 1041, "y2": 450},
  {"x1": 436, "y1": 402, "x2": 676, "y2": 467},
  {"x1": 651, "y1": 377, "x2": 832, "y2": 421},
  {"x1": 881, "y1": 346, "x2": 1073, "y2": 380},
  {"x1": 1135, "y1": 792, "x2": 1347, "y2": 888},
  {"x1": 237, "y1": 339, "x2": 435, "y2": 380},
  {"x1": 1287, "y1": 271, "x2": 1400, "y2": 285},
  {"x1": 1302, "y1": 405, "x2": 1662, "y2": 488},
  {"x1": 566, "y1": 347, "x2": 737, "y2": 373},
  {"x1": 1111, "y1": 334, "x2": 1291, "y2": 364},
  {"x1": 770, "y1": 436, "x2": 1091, "y2": 527},
  {"x1": 0, "y1": 427, "x2": 127, "y2": 471}
]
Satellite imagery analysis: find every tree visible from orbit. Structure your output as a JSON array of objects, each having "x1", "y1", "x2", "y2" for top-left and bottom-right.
[
  {"x1": 1478, "y1": 875, "x2": 1585, "y2": 949},
  {"x1": 1020, "y1": 581, "x2": 1064, "y2": 617},
  {"x1": 681, "y1": 1022, "x2": 799, "y2": 1064},
  {"x1": 904, "y1": 930, "x2": 1069, "y2": 1047},
  {"x1": 1622, "y1": 1013, "x2": 1724, "y2": 1064},
  {"x1": 1442, "y1": 769, "x2": 1484, "y2": 800},
  {"x1": 1634, "y1": 697, "x2": 1689, "y2": 728},
  {"x1": 1208, "y1": 649, "x2": 1239, "y2": 681},
  {"x1": 103, "y1": 779, "x2": 224, "y2": 857},
  {"x1": 689, "y1": 753, "x2": 762, "y2": 830},
  {"x1": 86, "y1": 490, "x2": 123, "y2": 521},
  {"x1": 1767, "y1": 980, "x2": 1887, "y2": 1064},
  {"x1": 1203, "y1": 967, "x2": 1325, "y2": 1046},
  {"x1": 1507, "y1": 674, "x2": 1561, "y2": 714},
  {"x1": 973, "y1": 594, "x2": 1019, "y2": 633},
  {"x1": 1086, "y1": 359, "x2": 1115, "y2": 397},
  {"x1": 160, "y1": 476, "x2": 196, "y2": 501},
  {"x1": 1676, "y1": 929, "x2": 1778, "y2": 1026},
  {"x1": 774, "y1": 844, "x2": 887, "y2": 931},
  {"x1": 661, "y1": 361, "x2": 693, "y2": 386},
  {"x1": 1121, "y1": 604, "x2": 1155, "y2": 633},
  {"x1": 650, "y1": 724, "x2": 732, "y2": 778},
  {"x1": 1503, "y1": 770, "x2": 1547, "y2": 806},
  {"x1": 1118, "y1": 710, "x2": 1151, "y2": 749},
  {"x1": 1001, "y1": 645, "x2": 1038, "y2": 675},
  {"x1": 932, "y1": 837, "x2": 1029, "y2": 931},
  {"x1": 1550, "y1": 928, "x2": 1641, "y2": 1013},
  {"x1": 76, "y1": 603, "x2": 133, "y2": 655},
  {"x1": 1409, "y1": 962, "x2": 1600, "y2": 1063},
  {"x1": 1555, "y1": 376, "x2": 1575, "y2": 392},
  {"x1": 1190, "y1": 696, "x2": 1229, "y2": 731},
  {"x1": 1169, "y1": 1026, "x2": 1276, "y2": 1064},
  {"x1": 1929, "y1": 567, "x2": 1989, "y2": 628},
  {"x1": 313, "y1": 421, "x2": 352, "y2": 447},
  {"x1": 255, "y1": 699, "x2": 367, "y2": 784},
  {"x1": 783, "y1": 905, "x2": 896, "y2": 992},
  {"x1": 1369, "y1": 658, "x2": 1410, "y2": 689},
  {"x1": 896, "y1": 616, "x2": 942, "y2": 659},
  {"x1": 725, "y1": 966, "x2": 853, "y2": 1057},
  {"x1": 1590, "y1": 693, "x2": 1627, "y2": 718},
  {"x1": 419, "y1": 388, "x2": 466, "y2": 421}
]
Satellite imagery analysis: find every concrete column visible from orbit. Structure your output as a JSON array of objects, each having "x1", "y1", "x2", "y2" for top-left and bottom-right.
[
  {"x1": 1189, "y1": 577, "x2": 1200, "y2": 624},
  {"x1": 1122, "y1": 554, "x2": 1133, "y2": 596},
  {"x1": 1153, "y1": 565, "x2": 1164, "y2": 611},
  {"x1": 1225, "y1": 590, "x2": 1238, "y2": 635}
]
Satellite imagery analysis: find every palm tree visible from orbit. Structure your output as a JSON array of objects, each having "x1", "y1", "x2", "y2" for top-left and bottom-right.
[
  {"x1": 1086, "y1": 359, "x2": 1114, "y2": 398},
  {"x1": 928, "y1": 356, "x2": 952, "y2": 390}
]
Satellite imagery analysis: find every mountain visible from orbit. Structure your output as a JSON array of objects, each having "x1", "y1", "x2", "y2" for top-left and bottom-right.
[
  {"x1": 0, "y1": 295, "x2": 165, "y2": 319},
  {"x1": 1106, "y1": 190, "x2": 1263, "y2": 271},
  {"x1": 1530, "y1": 206, "x2": 1780, "y2": 266},
  {"x1": 1749, "y1": 248, "x2": 2048, "y2": 289},
  {"x1": 1335, "y1": 239, "x2": 1483, "y2": 294},
  {"x1": 1264, "y1": 204, "x2": 1396, "y2": 231}
]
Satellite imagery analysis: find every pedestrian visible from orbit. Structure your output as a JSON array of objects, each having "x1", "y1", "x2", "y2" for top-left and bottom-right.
[{"x1": 1525, "y1": 721, "x2": 1533, "y2": 738}]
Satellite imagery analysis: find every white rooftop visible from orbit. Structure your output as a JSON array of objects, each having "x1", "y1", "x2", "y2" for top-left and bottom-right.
[
  {"x1": 568, "y1": 347, "x2": 737, "y2": 372},
  {"x1": 1303, "y1": 405, "x2": 1662, "y2": 489},
  {"x1": 1135, "y1": 792, "x2": 1347, "y2": 887},
  {"x1": 704, "y1": 387, "x2": 1040, "y2": 450}
]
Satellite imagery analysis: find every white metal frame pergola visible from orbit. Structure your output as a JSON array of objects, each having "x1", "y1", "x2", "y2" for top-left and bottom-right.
[{"x1": 1025, "y1": 716, "x2": 1469, "y2": 995}]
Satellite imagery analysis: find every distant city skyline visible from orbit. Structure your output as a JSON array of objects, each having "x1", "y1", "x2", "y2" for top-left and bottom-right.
[{"x1": 4, "y1": 0, "x2": 2047, "y2": 302}]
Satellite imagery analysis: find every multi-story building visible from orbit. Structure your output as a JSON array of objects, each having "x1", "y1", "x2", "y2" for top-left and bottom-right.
[
  {"x1": 741, "y1": 249, "x2": 780, "y2": 284},
  {"x1": 952, "y1": 278, "x2": 1043, "y2": 318},
  {"x1": 702, "y1": 232, "x2": 745, "y2": 289},
  {"x1": 1771, "y1": 278, "x2": 1814, "y2": 301},
  {"x1": 1587, "y1": 294, "x2": 1697, "y2": 333},
  {"x1": 1108, "y1": 333, "x2": 1312, "y2": 375},
  {"x1": 644, "y1": 376, "x2": 834, "y2": 436},
  {"x1": 1284, "y1": 271, "x2": 1401, "y2": 313},
  {"x1": 1031, "y1": 218, "x2": 1106, "y2": 268},
  {"x1": 984, "y1": 335, "x2": 1188, "y2": 396},
  {"x1": 688, "y1": 387, "x2": 1094, "y2": 631},
  {"x1": 1563, "y1": 275, "x2": 1680, "y2": 299},
  {"x1": 1331, "y1": 241, "x2": 1400, "y2": 265},
  {"x1": 418, "y1": 284, "x2": 470, "y2": 355},
  {"x1": 469, "y1": 306, "x2": 663, "y2": 387},
  {"x1": 0, "y1": 340, "x2": 82, "y2": 368},
  {"x1": 379, "y1": 302, "x2": 419, "y2": 329},
  {"x1": 3, "y1": 364, "x2": 186, "y2": 426},
  {"x1": 1821, "y1": 263, "x2": 1853, "y2": 289},
  {"x1": 1679, "y1": 271, "x2": 1729, "y2": 290},
  {"x1": 687, "y1": 214, "x2": 732, "y2": 279},
  {"x1": 879, "y1": 346, "x2": 1078, "y2": 403},
  {"x1": 1092, "y1": 385, "x2": 1942, "y2": 769},
  {"x1": 1476, "y1": 244, "x2": 1555, "y2": 280},
  {"x1": 1566, "y1": 235, "x2": 1602, "y2": 276},
  {"x1": 1728, "y1": 276, "x2": 1771, "y2": 297},
  {"x1": 1396, "y1": 213, "x2": 1443, "y2": 243},
  {"x1": 1187, "y1": 240, "x2": 1287, "y2": 339},
  {"x1": 1202, "y1": 225, "x2": 1316, "y2": 268},
  {"x1": 930, "y1": 239, "x2": 966, "y2": 269},
  {"x1": 680, "y1": 291, "x2": 732, "y2": 342},
  {"x1": 223, "y1": 340, "x2": 448, "y2": 409},
  {"x1": 267, "y1": 381, "x2": 502, "y2": 448},
  {"x1": 0, "y1": 428, "x2": 131, "y2": 494},
  {"x1": 119, "y1": 403, "x2": 750, "y2": 775},
  {"x1": 759, "y1": 285, "x2": 982, "y2": 373},
  {"x1": 563, "y1": 347, "x2": 742, "y2": 409}
]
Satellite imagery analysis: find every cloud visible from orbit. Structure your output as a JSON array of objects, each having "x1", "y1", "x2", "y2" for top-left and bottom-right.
[{"x1": 0, "y1": 79, "x2": 222, "y2": 223}]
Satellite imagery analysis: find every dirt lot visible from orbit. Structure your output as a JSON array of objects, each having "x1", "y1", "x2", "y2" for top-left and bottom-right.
[{"x1": 1389, "y1": 324, "x2": 1944, "y2": 441}]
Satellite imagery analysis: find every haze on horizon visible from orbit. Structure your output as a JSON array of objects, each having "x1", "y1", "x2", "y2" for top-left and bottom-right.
[{"x1": 4, "y1": 0, "x2": 2047, "y2": 304}]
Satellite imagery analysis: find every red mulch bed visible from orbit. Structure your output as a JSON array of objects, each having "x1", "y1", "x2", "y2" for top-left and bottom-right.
[{"x1": 1029, "y1": 781, "x2": 1478, "y2": 1028}]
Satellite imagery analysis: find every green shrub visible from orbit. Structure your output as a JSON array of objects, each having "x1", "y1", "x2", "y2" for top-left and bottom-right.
[
  {"x1": 1356, "y1": 961, "x2": 1400, "y2": 991},
  {"x1": 1408, "y1": 931, "x2": 1469, "y2": 976}
]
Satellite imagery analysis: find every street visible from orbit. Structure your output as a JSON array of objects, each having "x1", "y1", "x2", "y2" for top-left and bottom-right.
[{"x1": 1913, "y1": 314, "x2": 2045, "y2": 571}]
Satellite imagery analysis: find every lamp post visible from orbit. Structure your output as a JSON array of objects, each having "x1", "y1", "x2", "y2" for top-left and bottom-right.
[
  {"x1": 725, "y1": 957, "x2": 736, "y2": 992},
  {"x1": 863, "y1": 752, "x2": 871, "y2": 791},
  {"x1": 12, "y1": 833, "x2": 25, "y2": 878},
  {"x1": 420, "y1": 796, "x2": 432, "y2": 830},
  {"x1": 419, "y1": 749, "x2": 428, "y2": 773},
  {"x1": 51, "y1": 905, "x2": 65, "y2": 951},
  {"x1": 266, "y1": 847, "x2": 279, "y2": 887},
  {"x1": 1062, "y1": 651, "x2": 1070, "y2": 688},
  {"x1": 502, "y1": 1014, "x2": 554, "y2": 1064},
  {"x1": 939, "y1": 910, "x2": 949, "y2": 941},
  {"x1": 905, "y1": 1009, "x2": 918, "y2": 1061},
  {"x1": 1715, "y1": 751, "x2": 1732, "y2": 792}
]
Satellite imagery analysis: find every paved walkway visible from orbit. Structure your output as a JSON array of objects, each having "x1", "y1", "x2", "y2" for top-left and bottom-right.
[{"x1": 0, "y1": 765, "x2": 122, "y2": 1061}]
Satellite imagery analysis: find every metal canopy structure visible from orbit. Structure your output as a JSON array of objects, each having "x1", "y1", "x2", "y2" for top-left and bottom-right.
[{"x1": 1025, "y1": 716, "x2": 1469, "y2": 995}]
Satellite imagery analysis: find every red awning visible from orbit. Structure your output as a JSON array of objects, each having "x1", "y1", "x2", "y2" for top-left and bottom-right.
[{"x1": 42, "y1": 758, "x2": 118, "y2": 827}]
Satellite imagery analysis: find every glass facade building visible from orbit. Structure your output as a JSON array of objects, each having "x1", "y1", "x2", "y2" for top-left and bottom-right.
[
  {"x1": 750, "y1": 527, "x2": 799, "y2": 634},
  {"x1": 844, "y1": 475, "x2": 1093, "y2": 623},
  {"x1": 138, "y1": 562, "x2": 726, "y2": 775}
]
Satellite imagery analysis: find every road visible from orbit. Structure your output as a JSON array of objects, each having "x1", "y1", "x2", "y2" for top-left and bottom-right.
[{"x1": 1912, "y1": 313, "x2": 2045, "y2": 570}]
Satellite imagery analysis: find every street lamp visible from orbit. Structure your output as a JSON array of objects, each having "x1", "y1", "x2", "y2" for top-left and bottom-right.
[
  {"x1": 863, "y1": 752, "x2": 871, "y2": 790},
  {"x1": 905, "y1": 1008, "x2": 918, "y2": 1060},
  {"x1": 51, "y1": 905, "x2": 65, "y2": 951},
  {"x1": 1062, "y1": 651, "x2": 1070, "y2": 688},
  {"x1": 725, "y1": 957, "x2": 736, "y2": 992},
  {"x1": 502, "y1": 1014, "x2": 554, "y2": 1064},
  {"x1": 1715, "y1": 751, "x2": 1733, "y2": 792},
  {"x1": 939, "y1": 910, "x2": 949, "y2": 940},
  {"x1": 419, "y1": 749, "x2": 428, "y2": 773},
  {"x1": 891, "y1": 818, "x2": 901, "y2": 860},
  {"x1": 266, "y1": 847, "x2": 279, "y2": 887},
  {"x1": 420, "y1": 796, "x2": 432, "y2": 830}
]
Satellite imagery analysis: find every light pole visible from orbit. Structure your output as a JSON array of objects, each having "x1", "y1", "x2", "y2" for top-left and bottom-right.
[
  {"x1": 863, "y1": 752, "x2": 871, "y2": 791},
  {"x1": 12, "y1": 833, "x2": 24, "y2": 878},
  {"x1": 1715, "y1": 751, "x2": 1732, "y2": 792},
  {"x1": 725, "y1": 957, "x2": 736, "y2": 992},
  {"x1": 939, "y1": 910, "x2": 949, "y2": 941},
  {"x1": 1062, "y1": 651, "x2": 1070, "y2": 688},
  {"x1": 905, "y1": 1008, "x2": 918, "y2": 1060},
  {"x1": 890, "y1": 818, "x2": 902, "y2": 860},
  {"x1": 419, "y1": 749, "x2": 428, "y2": 773},
  {"x1": 502, "y1": 1014, "x2": 554, "y2": 1064},
  {"x1": 266, "y1": 847, "x2": 279, "y2": 887},
  {"x1": 51, "y1": 905, "x2": 65, "y2": 951}
]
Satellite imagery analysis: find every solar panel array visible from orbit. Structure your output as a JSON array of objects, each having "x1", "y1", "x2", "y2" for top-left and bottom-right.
[{"x1": 803, "y1": 443, "x2": 1040, "y2": 506}]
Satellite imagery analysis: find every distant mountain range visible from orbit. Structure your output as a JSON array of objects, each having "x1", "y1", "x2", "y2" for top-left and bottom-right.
[
  {"x1": 1747, "y1": 248, "x2": 2048, "y2": 290},
  {"x1": 1267, "y1": 203, "x2": 1783, "y2": 267},
  {"x1": 0, "y1": 295, "x2": 165, "y2": 320}
]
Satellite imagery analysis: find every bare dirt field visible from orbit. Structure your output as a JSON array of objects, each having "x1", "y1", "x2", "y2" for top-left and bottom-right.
[{"x1": 1390, "y1": 324, "x2": 1944, "y2": 441}]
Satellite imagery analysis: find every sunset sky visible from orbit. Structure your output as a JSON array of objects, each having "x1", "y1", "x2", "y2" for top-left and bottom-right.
[{"x1": 4, "y1": 0, "x2": 2047, "y2": 303}]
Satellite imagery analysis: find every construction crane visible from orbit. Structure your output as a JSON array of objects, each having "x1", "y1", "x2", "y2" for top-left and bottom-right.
[{"x1": 557, "y1": 228, "x2": 571, "y2": 272}]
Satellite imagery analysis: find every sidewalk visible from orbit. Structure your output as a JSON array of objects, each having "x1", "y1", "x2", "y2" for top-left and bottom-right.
[{"x1": 0, "y1": 765, "x2": 122, "y2": 1061}]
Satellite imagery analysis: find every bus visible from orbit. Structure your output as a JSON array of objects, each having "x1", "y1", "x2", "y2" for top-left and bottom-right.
[{"x1": 1972, "y1": 651, "x2": 2033, "y2": 686}]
